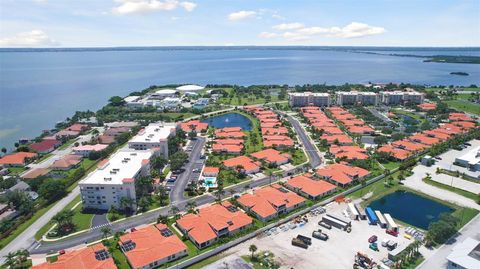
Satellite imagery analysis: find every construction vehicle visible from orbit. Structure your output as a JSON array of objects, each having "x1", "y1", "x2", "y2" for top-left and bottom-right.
[
  {"x1": 354, "y1": 252, "x2": 377, "y2": 269},
  {"x1": 291, "y1": 237, "x2": 308, "y2": 249}
]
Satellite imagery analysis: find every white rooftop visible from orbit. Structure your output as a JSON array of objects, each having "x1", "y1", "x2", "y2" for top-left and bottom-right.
[
  {"x1": 289, "y1": 92, "x2": 329, "y2": 97},
  {"x1": 80, "y1": 150, "x2": 152, "y2": 185},
  {"x1": 337, "y1": 91, "x2": 377, "y2": 96},
  {"x1": 447, "y1": 237, "x2": 480, "y2": 269},
  {"x1": 176, "y1": 84, "x2": 205, "y2": 92},
  {"x1": 124, "y1": 96, "x2": 141, "y2": 102},
  {"x1": 456, "y1": 146, "x2": 480, "y2": 166},
  {"x1": 154, "y1": 89, "x2": 177, "y2": 95},
  {"x1": 129, "y1": 122, "x2": 176, "y2": 144}
]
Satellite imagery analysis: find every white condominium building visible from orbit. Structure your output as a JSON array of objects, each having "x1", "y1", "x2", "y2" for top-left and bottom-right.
[
  {"x1": 128, "y1": 122, "x2": 176, "y2": 158},
  {"x1": 381, "y1": 91, "x2": 424, "y2": 105},
  {"x1": 336, "y1": 91, "x2": 378, "y2": 106},
  {"x1": 79, "y1": 150, "x2": 155, "y2": 210},
  {"x1": 288, "y1": 92, "x2": 331, "y2": 107}
]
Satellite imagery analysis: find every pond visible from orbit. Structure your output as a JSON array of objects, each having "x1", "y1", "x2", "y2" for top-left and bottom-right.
[
  {"x1": 368, "y1": 190, "x2": 454, "y2": 230},
  {"x1": 201, "y1": 112, "x2": 253, "y2": 131}
]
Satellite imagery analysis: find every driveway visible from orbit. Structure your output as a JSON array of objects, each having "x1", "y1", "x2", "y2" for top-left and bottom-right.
[{"x1": 404, "y1": 165, "x2": 480, "y2": 210}]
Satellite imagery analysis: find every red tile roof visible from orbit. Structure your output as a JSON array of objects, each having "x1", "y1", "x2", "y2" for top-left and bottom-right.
[
  {"x1": 237, "y1": 186, "x2": 305, "y2": 219},
  {"x1": 176, "y1": 204, "x2": 252, "y2": 245},
  {"x1": 29, "y1": 139, "x2": 60, "y2": 153},
  {"x1": 263, "y1": 135, "x2": 294, "y2": 147},
  {"x1": 203, "y1": 166, "x2": 220, "y2": 175},
  {"x1": 119, "y1": 224, "x2": 187, "y2": 269},
  {"x1": 212, "y1": 144, "x2": 243, "y2": 154},
  {"x1": 286, "y1": 175, "x2": 337, "y2": 198},
  {"x1": 0, "y1": 152, "x2": 37, "y2": 166},
  {"x1": 251, "y1": 149, "x2": 290, "y2": 164},
  {"x1": 320, "y1": 134, "x2": 353, "y2": 144},
  {"x1": 418, "y1": 103, "x2": 437, "y2": 111},
  {"x1": 392, "y1": 140, "x2": 428, "y2": 152},
  {"x1": 31, "y1": 243, "x2": 115, "y2": 269},
  {"x1": 449, "y1": 112, "x2": 474, "y2": 122},
  {"x1": 180, "y1": 120, "x2": 208, "y2": 132},
  {"x1": 377, "y1": 145, "x2": 411, "y2": 160},
  {"x1": 50, "y1": 155, "x2": 82, "y2": 169},
  {"x1": 329, "y1": 145, "x2": 368, "y2": 160},
  {"x1": 223, "y1": 156, "x2": 260, "y2": 172},
  {"x1": 316, "y1": 164, "x2": 370, "y2": 185},
  {"x1": 409, "y1": 133, "x2": 441, "y2": 145},
  {"x1": 66, "y1": 123, "x2": 89, "y2": 132}
]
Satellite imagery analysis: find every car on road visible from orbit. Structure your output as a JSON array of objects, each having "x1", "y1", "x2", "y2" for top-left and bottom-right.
[
  {"x1": 434, "y1": 156, "x2": 442, "y2": 160},
  {"x1": 464, "y1": 142, "x2": 472, "y2": 146},
  {"x1": 192, "y1": 168, "x2": 201, "y2": 173},
  {"x1": 369, "y1": 242, "x2": 379, "y2": 251},
  {"x1": 58, "y1": 249, "x2": 66, "y2": 255},
  {"x1": 368, "y1": 235, "x2": 378, "y2": 243},
  {"x1": 130, "y1": 228, "x2": 137, "y2": 232}
]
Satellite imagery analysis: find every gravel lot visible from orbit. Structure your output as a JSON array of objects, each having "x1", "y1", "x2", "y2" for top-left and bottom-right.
[{"x1": 228, "y1": 201, "x2": 413, "y2": 269}]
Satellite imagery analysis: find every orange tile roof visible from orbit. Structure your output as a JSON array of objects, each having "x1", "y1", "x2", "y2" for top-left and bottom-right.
[
  {"x1": 237, "y1": 186, "x2": 305, "y2": 219},
  {"x1": 316, "y1": 164, "x2": 370, "y2": 185},
  {"x1": 449, "y1": 112, "x2": 474, "y2": 122},
  {"x1": 223, "y1": 156, "x2": 260, "y2": 172},
  {"x1": 392, "y1": 140, "x2": 428, "y2": 152},
  {"x1": 261, "y1": 127, "x2": 288, "y2": 135},
  {"x1": 418, "y1": 103, "x2": 437, "y2": 111},
  {"x1": 50, "y1": 155, "x2": 82, "y2": 169},
  {"x1": 180, "y1": 120, "x2": 208, "y2": 132},
  {"x1": 286, "y1": 175, "x2": 337, "y2": 198},
  {"x1": 451, "y1": 121, "x2": 476, "y2": 130},
  {"x1": 119, "y1": 224, "x2": 187, "y2": 269},
  {"x1": 251, "y1": 149, "x2": 290, "y2": 164},
  {"x1": 22, "y1": 168, "x2": 51, "y2": 179},
  {"x1": 377, "y1": 145, "x2": 411, "y2": 160},
  {"x1": 340, "y1": 119, "x2": 365, "y2": 126},
  {"x1": 215, "y1": 130, "x2": 246, "y2": 138},
  {"x1": 263, "y1": 135, "x2": 295, "y2": 147},
  {"x1": 409, "y1": 133, "x2": 441, "y2": 145},
  {"x1": 347, "y1": 125, "x2": 375, "y2": 134},
  {"x1": 260, "y1": 122, "x2": 280, "y2": 128},
  {"x1": 215, "y1": 139, "x2": 244, "y2": 145},
  {"x1": 176, "y1": 204, "x2": 252, "y2": 245},
  {"x1": 31, "y1": 243, "x2": 116, "y2": 269},
  {"x1": 320, "y1": 134, "x2": 353, "y2": 144},
  {"x1": 329, "y1": 145, "x2": 368, "y2": 160},
  {"x1": 439, "y1": 123, "x2": 464, "y2": 134},
  {"x1": 203, "y1": 166, "x2": 220, "y2": 175},
  {"x1": 0, "y1": 152, "x2": 37, "y2": 166},
  {"x1": 423, "y1": 129, "x2": 451, "y2": 140},
  {"x1": 66, "y1": 123, "x2": 89, "y2": 132},
  {"x1": 316, "y1": 126, "x2": 343, "y2": 135},
  {"x1": 212, "y1": 144, "x2": 243, "y2": 154}
]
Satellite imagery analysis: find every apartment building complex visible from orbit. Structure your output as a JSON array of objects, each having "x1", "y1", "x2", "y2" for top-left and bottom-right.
[
  {"x1": 128, "y1": 122, "x2": 176, "y2": 158},
  {"x1": 336, "y1": 91, "x2": 378, "y2": 106},
  {"x1": 79, "y1": 149, "x2": 154, "y2": 210},
  {"x1": 288, "y1": 92, "x2": 331, "y2": 107},
  {"x1": 381, "y1": 91, "x2": 424, "y2": 105}
]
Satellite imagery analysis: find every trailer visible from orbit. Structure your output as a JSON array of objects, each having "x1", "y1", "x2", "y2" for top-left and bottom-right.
[
  {"x1": 318, "y1": 221, "x2": 332, "y2": 230},
  {"x1": 384, "y1": 213, "x2": 399, "y2": 232},
  {"x1": 347, "y1": 203, "x2": 360, "y2": 220},
  {"x1": 322, "y1": 215, "x2": 349, "y2": 230},
  {"x1": 355, "y1": 203, "x2": 367, "y2": 220},
  {"x1": 292, "y1": 237, "x2": 309, "y2": 249},
  {"x1": 375, "y1": 210, "x2": 387, "y2": 228},
  {"x1": 297, "y1": 234, "x2": 312, "y2": 245},
  {"x1": 365, "y1": 207, "x2": 378, "y2": 225},
  {"x1": 326, "y1": 213, "x2": 351, "y2": 226},
  {"x1": 312, "y1": 230, "x2": 329, "y2": 241}
]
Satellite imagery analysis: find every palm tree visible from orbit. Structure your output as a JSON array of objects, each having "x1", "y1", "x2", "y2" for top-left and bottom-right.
[
  {"x1": 186, "y1": 201, "x2": 197, "y2": 214},
  {"x1": 4, "y1": 252, "x2": 15, "y2": 268},
  {"x1": 156, "y1": 185, "x2": 168, "y2": 206},
  {"x1": 120, "y1": 197, "x2": 135, "y2": 213},
  {"x1": 156, "y1": 214, "x2": 168, "y2": 224},
  {"x1": 169, "y1": 206, "x2": 180, "y2": 219},
  {"x1": 249, "y1": 244, "x2": 258, "y2": 259},
  {"x1": 100, "y1": 226, "x2": 112, "y2": 239}
]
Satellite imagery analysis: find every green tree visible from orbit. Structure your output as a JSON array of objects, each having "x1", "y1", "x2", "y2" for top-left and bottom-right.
[
  {"x1": 52, "y1": 210, "x2": 75, "y2": 235},
  {"x1": 100, "y1": 226, "x2": 112, "y2": 239},
  {"x1": 38, "y1": 179, "x2": 67, "y2": 203},
  {"x1": 249, "y1": 244, "x2": 258, "y2": 259},
  {"x1": 108, "y1": 96, "x2": 125, "y2": 106}
]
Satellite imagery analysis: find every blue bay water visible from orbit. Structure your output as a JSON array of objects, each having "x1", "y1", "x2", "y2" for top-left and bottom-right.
[{"x1": 1, "y1": 47, "x2": 479, "y2": 149}]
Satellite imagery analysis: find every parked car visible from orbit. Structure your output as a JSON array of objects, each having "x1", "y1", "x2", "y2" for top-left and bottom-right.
[
  {"x1": 368, "y1": 235, "x2": 378, "y2": 243},
  {"x1": 131, "y1": 228, "x2": 137, "y2": 232},
  {"x1": 434, "y1": 156, "x2": 442, "y2": 160},
  {"x1": 464, "y1": 142, "x2": 472, "y2": 146},
  {"x1": 386, "y1": 229, "x2": 399, "y2": 237},
  {"x1": 369, "y1": 242, "x2": 379, "y2": 251},
  {"x1": 58, "y1": 250, "x2": 66, "y2": 255}
]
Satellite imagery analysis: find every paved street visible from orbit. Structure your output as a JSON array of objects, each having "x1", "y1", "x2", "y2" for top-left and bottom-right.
[
  {"x1": 29, "y1": 113, "x2": 322, "y2": 255},
  {"x1": 418, "y1": 214, "x2": 480, "y2": 269}
]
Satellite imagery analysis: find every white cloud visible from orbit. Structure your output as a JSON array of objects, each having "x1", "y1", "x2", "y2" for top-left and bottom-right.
[
  {"x1": 0, "y1": 30, "x2": 59, "y2": 47},
  {"x1": 228, "y1": 10, "x2": 256, "y2": 21},
  {"x1": 273, "y1": 22, "x2": 304, "y2": 30},
  {"x1": 259, "y1": 32, "x2": 278, "y2": 38},
  {"x1": 180, "y1": 1, "x2": 196, "y2": 12},
  {"x1": 327, "y1": 22, "x2": 386, "y2": 38},
  {"x1": 112, "y1": 0, "x2": 197, "y2": 15},
  {"x1": 260, "y1": 22, "x2": 386, "y2": 40}
]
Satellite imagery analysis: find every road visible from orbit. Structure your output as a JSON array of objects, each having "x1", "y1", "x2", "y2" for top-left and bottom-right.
[
  {"x1": 283, "y1": 113, "x2": 322, "y2": 168},
  {"x1": 169, "y1": 137, "x2": 206, "y2": 204},
  {"x1": 28, "y1": 112, "x2": 322, "y2": 255},
  {"x1": 0, "y1": 129, "x2": 104, "y2": 261},
  {"x1": 418, "y1": 214, "x2": 480, "y2": 269}
]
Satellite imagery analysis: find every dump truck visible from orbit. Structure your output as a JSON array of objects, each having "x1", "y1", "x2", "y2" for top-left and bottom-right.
[
  {"x1": 297, "y1": 234, "x2": 312, "y2": 245},
  {"x1": 312, "y1": 230, "x2": 329, "y2": 241},
  {"x1": 292, "y1": 237, "x2": 309, "y2": 249}
]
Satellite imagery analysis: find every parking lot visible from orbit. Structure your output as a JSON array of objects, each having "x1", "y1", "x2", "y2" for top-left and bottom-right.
[
  {"x1": 228, "y1": 201, "x2": 413, "y2": 268},
  {"x1": 433, "y1": 139, "x2": 480, "y2": 179}
]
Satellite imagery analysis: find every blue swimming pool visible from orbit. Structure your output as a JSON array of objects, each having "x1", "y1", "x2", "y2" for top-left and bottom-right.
[
  {"x1": 369, "y1": 190, "x2": 454, "y2": 230},
  {"x1": 201, "y1": 112, "x2": 252, "y2": 131},
  {"x1": 203, "y1": 177, "x2": 217, "y2": 188}
]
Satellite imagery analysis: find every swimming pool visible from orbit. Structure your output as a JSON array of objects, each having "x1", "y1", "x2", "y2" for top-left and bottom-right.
[{"x1": 203, "y1": 177, "x2": 217, "y2": 188}]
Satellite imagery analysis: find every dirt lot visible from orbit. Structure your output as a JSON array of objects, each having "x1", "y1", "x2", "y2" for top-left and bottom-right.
[{"x1": 228, "y1": 201, "x2": 412, "y2": 269}]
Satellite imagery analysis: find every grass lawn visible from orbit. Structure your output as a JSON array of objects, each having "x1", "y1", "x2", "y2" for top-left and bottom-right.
[
  {"x1": 0, "y1": 200, "x2": 59, "y2": 249},
  {"x1": 104, "y1": 238, "x2": 132, "y2": 269},
  {"x1": 445, "y1": 100, "x2": 480, "y2": 115},
  {"x1": 348, "y1": 171, "x2": 402, "y2": 201},
  {"x1": 382, "y1": 161, "x2": 401, "y2": 171},
  {"x1": 161, "y1": 112, "x2": 197, "y2": 120},
  {"x1": 57, "y1": 138, "x2": 77, "y2": 150},
  {"x1": 422, "y1": 177, "x2": 478, "y2": 202},
  {"x1": 426, "y1": 87, "x2": 480, "y2": 92},
  {"x1": 35, "y1": 153, "x2": 53, "y2": 163},
  {"x1": 290, "y1": 148, "x2": 307, "y2": 165},
  {"x1": 402, "y1": 255, "x2": 425, "y2": 269},
  {"x1": 46, "y1": 255, "x2": 58, "y2": 263},
  {"x1": 239, "y1": 111, "x2": 263, "y2": 153},
  {"x1": 217, "y1": 89, "x2": 282, "y2": 106},
  {"x1": 7, "y1": 166, "x2": 26, "y2": 175}
]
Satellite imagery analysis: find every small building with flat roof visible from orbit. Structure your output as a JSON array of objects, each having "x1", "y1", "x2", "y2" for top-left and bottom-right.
[
  {"x1": 447, "y1": 237, "x2": 480, "y2": 269},
  {"x1": 455, "y1": 146, "x2": 480, "y2": 172}
]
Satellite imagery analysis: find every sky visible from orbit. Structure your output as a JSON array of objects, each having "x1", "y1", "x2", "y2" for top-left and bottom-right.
[{"x1": 0, "y1": 0, "x2": 479, "y2": 47}]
